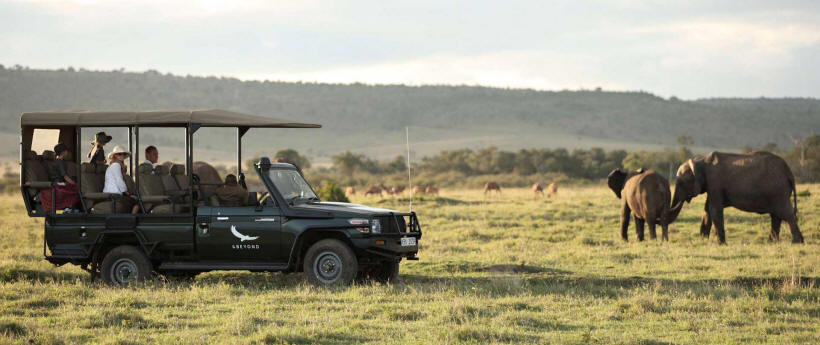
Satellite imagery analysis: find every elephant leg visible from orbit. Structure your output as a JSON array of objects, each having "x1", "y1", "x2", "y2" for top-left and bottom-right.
[
  {"x1": 700, "y1": 201, "x2": 712, "y2": 238},
  {"x1": 661, "y1": 222, "x2": 669, "y2": 242},
  {"x1": 709, "y1": 204, "x2": 726, "y2": 245},
  {"x1": 634, "y1": 216, "x2": 645, "y2": 242},
  {"x1": 620, "y1": 204, "x2": 631, "y2": 242},
  {"x1": 769, "y1": 215, "x2": 781, "y2": 242},
  {"x1": 647, "y1": 221, "x2": 657, "y2": 240},
  {"x1": 778, "y1": 209, "x2": 804, "y2": 244}
]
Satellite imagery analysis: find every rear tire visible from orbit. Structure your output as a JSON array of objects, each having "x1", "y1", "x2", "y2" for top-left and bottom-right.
[
  {"x1": 303, "y1": 239, "x2": 357, "y2": 287},
  {"x1": 100, "y1": 245, "x2": 153, "y2": 286}
]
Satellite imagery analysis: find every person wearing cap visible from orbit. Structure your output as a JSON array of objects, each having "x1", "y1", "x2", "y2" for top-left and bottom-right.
[
  {"x1": 88, "y1": 131, "x2": 112, "y2": 165},
  {"x1": 214, "y1": 174, "x2": 248, "y2": 207},
  {"x1": 40, "y1": 143, "x2": 80, "y2": 212},
  {"x1": 103, "y1": 145, "x2": 139, "y2": 214}
]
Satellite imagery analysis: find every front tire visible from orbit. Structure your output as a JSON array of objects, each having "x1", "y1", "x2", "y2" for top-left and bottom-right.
[
  {"x1": 374, "y1": 261, "x2": 399, "y2": 283},
  {"x1": 303, "y1": 239, "x2": 358, "y2": 287},
  {"x1": 100, "y1": 245, "x2": 153, "y2": 286}
]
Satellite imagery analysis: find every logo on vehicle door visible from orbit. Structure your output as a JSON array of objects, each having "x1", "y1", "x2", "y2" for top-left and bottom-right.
[{"x1": 230, "y1": 225, "x2": 259, "y2": 242}]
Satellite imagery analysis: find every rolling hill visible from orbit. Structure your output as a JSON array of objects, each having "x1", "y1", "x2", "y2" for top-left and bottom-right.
[{"x1": 1, "y1": 66, "x2": 818, "y2": 164}]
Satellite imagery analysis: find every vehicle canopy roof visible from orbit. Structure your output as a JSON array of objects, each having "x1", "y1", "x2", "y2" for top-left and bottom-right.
[{"x1": 20, "y1": 109, "x2": 321, "y2": 128}]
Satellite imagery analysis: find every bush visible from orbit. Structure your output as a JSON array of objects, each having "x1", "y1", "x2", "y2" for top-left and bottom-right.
[{"x1": 316, "y1": 181, "x2": 350, "y2": 202}]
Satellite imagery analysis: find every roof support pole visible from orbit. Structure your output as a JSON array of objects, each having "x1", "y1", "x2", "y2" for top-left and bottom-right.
[
  {"x1": 237, "y1": 126, "x2": 249, "y2": 188},
  {"x1": 187, "y1": 124, "x2": 196, "y2": 212},
  {"x1": 75, "y1": 126, "x2": 87, "y2": 212},
  {"x1": 133, "y1": 126, "x2": 146, "y2": 214},
  {"x1": 128, "y1": 126, "x2": 133, "y2": 175}
]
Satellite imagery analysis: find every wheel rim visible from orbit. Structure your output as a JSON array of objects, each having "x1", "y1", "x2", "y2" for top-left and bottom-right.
[
  {"x1": 313, "y1": 251, "x2": 343, "y2": 283},
  {"x1": 111, "y1": 258, "x2": 139, "y2": 285}
]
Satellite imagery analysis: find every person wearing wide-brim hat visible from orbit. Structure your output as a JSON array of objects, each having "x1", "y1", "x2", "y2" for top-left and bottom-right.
[
  {"x1": 103, "y1": 145, "x2": 139, "y2": 214},
  {"x1": 88, "y1": 131, "x2": 113, "y2": 164}
]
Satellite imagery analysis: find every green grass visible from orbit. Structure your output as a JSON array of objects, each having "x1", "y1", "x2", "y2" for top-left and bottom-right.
[{"x1": 1, "y1": 185, "x2": 819, "y2": 344}]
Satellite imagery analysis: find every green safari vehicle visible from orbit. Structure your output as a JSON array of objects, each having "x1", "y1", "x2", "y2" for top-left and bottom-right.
[{"x1": 20, "y1": 109, "x2": 421, "y2": 286}]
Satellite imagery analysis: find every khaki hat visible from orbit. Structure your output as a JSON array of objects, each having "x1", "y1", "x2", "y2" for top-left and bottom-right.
[{"x1": 107, "y1": 145, "x2": 130, "y2": 160}]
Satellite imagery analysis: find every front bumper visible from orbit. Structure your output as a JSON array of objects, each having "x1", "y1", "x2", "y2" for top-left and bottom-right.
[{"x1": 352, "y1": 211, "x2": 422, "y2": 261}]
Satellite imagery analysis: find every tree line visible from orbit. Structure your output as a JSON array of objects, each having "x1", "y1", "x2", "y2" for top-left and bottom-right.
[{"x1": 304, "y1": 134, "x2": 820, "y2": 187}]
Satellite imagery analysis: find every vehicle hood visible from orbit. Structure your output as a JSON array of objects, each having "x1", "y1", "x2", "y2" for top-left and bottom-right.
[{"x1": 291, "y1": 201, "x2": 400, "y2": 217}]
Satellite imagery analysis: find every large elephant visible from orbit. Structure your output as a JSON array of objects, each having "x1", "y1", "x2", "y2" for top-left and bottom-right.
[
  {"x1": 608, "y1": 169, "x2": 674, "y2": 242},
  {"x1": 671, "y1": 151, "x2": 803, "y2": 244}
]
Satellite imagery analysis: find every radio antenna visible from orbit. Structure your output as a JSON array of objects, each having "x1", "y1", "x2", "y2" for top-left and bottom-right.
[{"x1": 406, "y1": 126, "x2": 413, "y2": 212}]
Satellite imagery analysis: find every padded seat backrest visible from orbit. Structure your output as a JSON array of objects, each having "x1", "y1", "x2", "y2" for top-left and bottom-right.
[
  {"x1": 66, "y1": 161, "x2": 79, "y2": 180},
  {"x1": 95, "y1": 164, "x2": 107, "y2": 190},
  {"x1": 80, "y1": 163, "x2": 103, "y2": 194},
  {"x1": 157, "y1": 165, "x2": 180, "y2": 193},
  {"x1": 24, "y1": 151, "x2": 49, "y2": 185},
  {"x1": 124, "y1": 171, "x2": 137, "y2": 194},
  {"x1": 171, "y1": 164, "x2": 188, "y2": 190},
  {"x1": 40, "y1": 150, "x2": 56, "y2": 172},
  {"x1": 138, "y1": 163, "x2": 165, "y2": 196}
]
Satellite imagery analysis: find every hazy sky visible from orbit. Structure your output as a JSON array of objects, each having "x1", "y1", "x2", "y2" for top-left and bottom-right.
[{"x1": 2, "y1": 0, "x2": 818, "y2": 99}]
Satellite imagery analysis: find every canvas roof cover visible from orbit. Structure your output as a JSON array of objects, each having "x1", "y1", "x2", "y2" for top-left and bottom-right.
[{"x1": 20, "y1": 109, "x2": 321, "y2": 128}]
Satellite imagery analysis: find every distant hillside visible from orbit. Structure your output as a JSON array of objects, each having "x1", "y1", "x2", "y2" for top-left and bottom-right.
[{"x1": 1, "y1": 66, "x2": 818, "y2": 163}]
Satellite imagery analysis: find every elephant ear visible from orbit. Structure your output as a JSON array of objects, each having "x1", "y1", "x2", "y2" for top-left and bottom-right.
[
  {"x1": 607, "y1": 169, "x2": 627, "y2": 199},
  {"x1": 687, "y1": 159, "x2": 707, "y2": 194}
]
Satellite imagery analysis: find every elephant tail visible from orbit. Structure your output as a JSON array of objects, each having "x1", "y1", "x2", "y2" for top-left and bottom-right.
[
  {"x1": 790, "y1": 178, "x2": 797, "y2": 221},
  {"x1": 789, "y1": 173, "x2": 798, "y2": 220}
]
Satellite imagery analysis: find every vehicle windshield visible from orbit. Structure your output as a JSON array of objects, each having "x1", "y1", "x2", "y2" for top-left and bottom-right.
[{"x1": 267, "y1": 169, "x2": 318, "y2": 203}]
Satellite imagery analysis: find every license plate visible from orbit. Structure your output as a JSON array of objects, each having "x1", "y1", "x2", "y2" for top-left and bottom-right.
[{"x1": 400, "y1": 237, "x2": 417, "y2": 247}]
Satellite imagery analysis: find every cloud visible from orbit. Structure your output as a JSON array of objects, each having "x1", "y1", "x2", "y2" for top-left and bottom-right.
[
  {"x1": 28, "y1": 0, "x2": 324, "y2": 21},
  {"x1": 237, "y1": 49, "x2": 629, "y2": 91}
]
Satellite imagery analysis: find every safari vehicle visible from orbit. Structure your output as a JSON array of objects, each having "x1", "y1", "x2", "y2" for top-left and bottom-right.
[{"x1": 20, "y1": 109, "x2": 421, "y2": 286}]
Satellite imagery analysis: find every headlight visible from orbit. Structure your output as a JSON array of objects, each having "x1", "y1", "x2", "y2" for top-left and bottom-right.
[
  {"x1": 349, "y1": 218, "x2": 370, "y2": 233},
  {"x1": 370, "y1": 219, "x2": 381, "y2": 234}
]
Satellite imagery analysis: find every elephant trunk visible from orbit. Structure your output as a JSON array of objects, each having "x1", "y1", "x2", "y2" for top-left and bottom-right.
[{"x1": 668, "y1": 187, "x2": 685, "y2": 223}]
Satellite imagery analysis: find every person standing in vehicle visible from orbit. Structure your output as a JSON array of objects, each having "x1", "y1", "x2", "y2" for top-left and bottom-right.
[
  {"x1": 215, "y1": 174, "x2": 248, "y2": 206},
  {"x1": 88, "y1": 132, "x2": 112, "y2": 165},
  {"x1": 40, "y1": 143, "x2": 80, "y2": 212},
  {"x1": 103, "y1": 146, "x2": 139, "y2": 214}
]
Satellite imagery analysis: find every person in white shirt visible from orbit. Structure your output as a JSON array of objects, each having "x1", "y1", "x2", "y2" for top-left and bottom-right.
[
  {"x1": 103, "y1": 145, "x2": 139, "y2": 214},
  {"x1": 143, "y1": 145, "x2": 158, "y2": 167}
]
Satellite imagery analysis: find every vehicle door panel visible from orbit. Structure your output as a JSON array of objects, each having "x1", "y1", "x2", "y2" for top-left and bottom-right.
[{"x1": 198, "y1": 206, "x2": 282, "y2": 262}]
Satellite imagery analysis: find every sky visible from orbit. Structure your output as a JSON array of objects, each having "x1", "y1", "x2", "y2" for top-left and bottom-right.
[{"x1": 1, "y1": 0, "x2": 819, "y2": 99}]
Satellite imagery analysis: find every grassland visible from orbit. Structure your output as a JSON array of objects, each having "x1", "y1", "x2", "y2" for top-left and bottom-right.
[{"x1": 0, "y1": 185, "x2": 818, "y2": 344}]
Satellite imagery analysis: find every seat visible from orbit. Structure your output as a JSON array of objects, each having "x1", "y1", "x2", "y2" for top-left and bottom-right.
[
  {"x1": 158, "y1": 165, "x2": 188, "y2": 199},
  {"x1": 40, "y1": 150, "x2": 56, "y2": 175},
  {"x1": 138, "y1": 163, "x2": 182, "y2": 214},
  {"x1": 170, "y1": 164, "x2": 188, "y2": 190},
  {"x1": 23, "y1": 151, "x2": 52, "y2": 201},
  {"x1": 82, "y1": 163, "x2": 132, "y2": 214}
]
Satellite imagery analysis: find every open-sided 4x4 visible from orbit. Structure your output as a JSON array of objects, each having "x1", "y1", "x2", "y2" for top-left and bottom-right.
[{"x1": 20, "y1": 109, "x2": 421, "y2": 286}]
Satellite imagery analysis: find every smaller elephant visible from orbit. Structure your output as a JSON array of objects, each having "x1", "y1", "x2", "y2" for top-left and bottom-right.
[{"x1": 608, "y1": 169, "x2": 674, "y2": 242}]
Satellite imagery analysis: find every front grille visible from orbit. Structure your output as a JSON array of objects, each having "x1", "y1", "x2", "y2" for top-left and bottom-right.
[{"x1": 378, "y1": 215, "x2": 407, "y2": 234}]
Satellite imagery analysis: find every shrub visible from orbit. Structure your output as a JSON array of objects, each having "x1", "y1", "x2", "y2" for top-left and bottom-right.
[{"x1": 316, "y1": 181, "x2": 349, "y2": 202}]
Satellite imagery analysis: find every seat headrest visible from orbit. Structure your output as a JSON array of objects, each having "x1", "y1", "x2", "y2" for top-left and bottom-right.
[
  {"x1": 138, "y1": 163, "x2": 154, "y2": 174},
  {"x1": 170, "y1": 164, "x2": 185, "y2": 176},
  {"x1": 155, "y1": 165, "x2": 169, "y2": 175},
  {"x1": 95, "y1": 164, "x2": 108, "y2": 173},
  {"x1": 81, "y1": 163, "x2": 95, "y2": 173},
  {"x1": 41, "y1": 150, "x2": 56, "y2": 161},
  {"x1": 25, "y1": 150, "x2": 38, "y2": 161}
]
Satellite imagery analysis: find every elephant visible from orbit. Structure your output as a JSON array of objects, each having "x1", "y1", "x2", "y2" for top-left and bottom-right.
[
  {"x1": 671, "y1": 151, "x2": 803, "y2": 244},
  {"x1": 608, "y1": 168, "x2": 674, "y2": 242}
]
